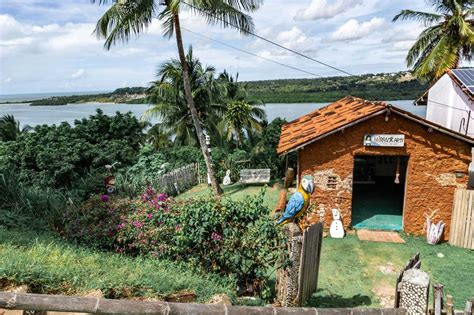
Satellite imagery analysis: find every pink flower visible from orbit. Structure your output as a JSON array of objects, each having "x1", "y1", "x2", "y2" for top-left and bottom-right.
[
  {"x1": 175, "y1": 224, "x2": 182, "y2": 231},
  {"x1": 147, "y1": 213, "x2": 153, "y2": 219},
  {"x1": 211, "y1": 232, "x2": 222, "y2": 241},
  {"x1": 100, "y1": 194, "x2": 109, "y2": 202},
  {"x1": 158, "y1": 193, "x2": 168, "y2": 202},
  {"x1": 133, "y1": 221, "x2": 144, "y2": 229}
]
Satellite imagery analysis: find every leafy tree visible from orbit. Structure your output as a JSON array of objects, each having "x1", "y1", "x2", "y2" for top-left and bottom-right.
[
  {"x1": 0, "y1": 115, "x2": 30, "y2": 142},
  {"x1": 145, "y1": 48, "x2": 226, "y2": 146},
  {"x1": 4, "y1": 109, "x2": 146, "y2": 188},
  {"x1": 218, "y1": 71, "x2": 266, "y2": 148},
  {"x1": 147, "y1": 123, "x2": 172, "y2": 149},
  {"x1": 393, "y1": 0, "x2": 473, "y2": 82},
  {"x1": 219, "y1": 100, "x2": 265, "y2": 147},
  {"x1": 92, "y1": 0, "x2": 263, "y2": 196}
]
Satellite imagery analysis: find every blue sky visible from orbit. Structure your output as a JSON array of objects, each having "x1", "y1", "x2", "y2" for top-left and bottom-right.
[{"x1": 0, "y1": 0, "x2": 440, "y2": 95}]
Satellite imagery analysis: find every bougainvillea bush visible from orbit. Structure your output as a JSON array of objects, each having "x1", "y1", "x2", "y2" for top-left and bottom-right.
[{"x1": 62, "y1": 187, "x2": 286, "y2": 297}]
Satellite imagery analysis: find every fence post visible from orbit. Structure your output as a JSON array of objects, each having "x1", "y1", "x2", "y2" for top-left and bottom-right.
[
  {"x1": 446, "y1": 295, "x2": 453, "y2": 315},
  {"x1": 433, "y1": 284, "x2": 444, "y2": 315},
  {"x1": 464, "y1": 298, "x2": 473, "y2": 315},
  {"x1": 276, "y1": 223, "x2": 303, "y2": 307}
]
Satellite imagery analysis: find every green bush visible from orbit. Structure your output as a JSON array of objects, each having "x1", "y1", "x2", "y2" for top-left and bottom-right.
[
  {"x1": 61, "y1": 195, "x2": 130, "y2": 249},
  {"x1": 0, "y1": 170, "x2": 66, "y2": 228},
  {"x1": 112, "y1": 188, "x2": 285, "y2": 298},
  {"x1": 62, "y1": 187, "x2": 285, "y2": 298},
  {"x1": 3, "y1": 109, "x2": 146, "y2": 189}
]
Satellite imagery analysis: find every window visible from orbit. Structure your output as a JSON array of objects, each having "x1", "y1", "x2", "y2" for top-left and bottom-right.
[{"x1": 327, "y1": 176, "x2": 338, "y2": 189}]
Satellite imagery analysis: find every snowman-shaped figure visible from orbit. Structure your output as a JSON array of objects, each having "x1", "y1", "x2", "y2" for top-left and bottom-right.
[{"x1": 329, "y1": 208, "x2": 344, "y2": 238}]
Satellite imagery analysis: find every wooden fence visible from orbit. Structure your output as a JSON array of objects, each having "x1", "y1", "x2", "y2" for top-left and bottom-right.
[
  {"x1": 450, "y1": 188, "x2": 474, "y2": 250},
  {"x1": 394, "y1": 252, "x2": 421, "y2": 308},
  {"x1": 297, "y1": 221, "x2": 323, "y2": 306},
  {"x1": 155, "y1": 163, "x2": 205, "y2": 196},
  {"x1": 0, "y1": 292, "x2": 408, "y2": 315}
]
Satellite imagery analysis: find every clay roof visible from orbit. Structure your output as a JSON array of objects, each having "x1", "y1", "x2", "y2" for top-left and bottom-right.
[{"x1": 277, "y1": 96, "x2": 474, "y2": 154}]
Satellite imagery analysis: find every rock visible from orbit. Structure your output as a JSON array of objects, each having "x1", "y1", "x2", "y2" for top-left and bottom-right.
[
  {"x1": 208, "y1": 294, "x2": 232, "y2": 305},
  {"x1": 378, "y1": 262, "x2": 396, "y2": 274}
]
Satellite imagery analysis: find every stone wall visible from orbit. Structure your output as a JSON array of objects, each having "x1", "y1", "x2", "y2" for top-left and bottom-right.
[{"x1": 298, "y1": 113, "x2": 471, "y2": 239}]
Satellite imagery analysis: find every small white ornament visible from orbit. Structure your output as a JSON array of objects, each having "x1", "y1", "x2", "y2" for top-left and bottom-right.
[
  {"x1": 222, "y1": 170, "x2": 232, "y2": 186},
  {"x1": 329, "y1": 208, "x2": 345, "y2": 239}
]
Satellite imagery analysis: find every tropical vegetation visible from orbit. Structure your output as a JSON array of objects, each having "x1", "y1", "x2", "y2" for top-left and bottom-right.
[
  {"x1": 92, "y1": 0, "x2": 265, "y2": 196},
  {"x1": 0, "y1": 115, "x2": 30, "y2": 141},
  {"x1": 393, "y1": 0, "x2": 473, "y2": 82}
]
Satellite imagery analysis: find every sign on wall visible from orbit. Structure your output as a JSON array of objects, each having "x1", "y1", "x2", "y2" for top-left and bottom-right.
[{"x1": 363, "y1": 134, "x2": 405, "y2": 147}]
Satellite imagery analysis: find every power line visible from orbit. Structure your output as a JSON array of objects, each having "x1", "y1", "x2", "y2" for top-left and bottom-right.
[
  {"x1": 181, "y1": 27, "x2": 323, "y2": 78},
  {"x1": 180, "y1": 1, "x2": 355, "y2": 77}
]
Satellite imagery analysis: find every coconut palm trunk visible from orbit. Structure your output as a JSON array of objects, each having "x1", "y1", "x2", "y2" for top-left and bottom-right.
[{"x1": 172, "y1": 11, "x2": 223, "y2": 195}]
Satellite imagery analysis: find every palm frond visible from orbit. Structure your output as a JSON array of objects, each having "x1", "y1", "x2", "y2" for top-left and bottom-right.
[
  {"x1": 392, "y1": 10, "x2": 443, "y2": 25},
  {"x1": 94, "y1": 0, "x2": 157, "y2": 50}
]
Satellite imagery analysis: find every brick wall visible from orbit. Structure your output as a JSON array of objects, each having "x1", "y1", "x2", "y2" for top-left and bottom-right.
[{"x1": 298, "y1": 113, "x2": 471, "y2": 239}]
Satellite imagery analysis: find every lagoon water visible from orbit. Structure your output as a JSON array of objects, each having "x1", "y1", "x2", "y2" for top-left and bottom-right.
[{"x1": 0, "y1": 100, "x2": 424, "y2": 128}]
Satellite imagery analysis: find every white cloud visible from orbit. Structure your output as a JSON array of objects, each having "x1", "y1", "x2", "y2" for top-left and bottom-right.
[
  {"x1": 330, "y1": 17, "x2": 385, "y2": 41},
  {"x1": 71, "y1": 69, "x2": 85, "y2": 79},
  {"x1": 2, "y1": 77, "x2": 12, "y2": 83},
  {"x1": 252, "y1": 26, "x2": 317, "y2": 58},
  {"x1": 295, "y1": 0, "x2": 364, "y2": 21}
]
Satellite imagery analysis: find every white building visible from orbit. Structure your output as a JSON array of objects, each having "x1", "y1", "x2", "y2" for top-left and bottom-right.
[{"x1": 415, "y1": 68, "x2": 474, "y2": 136}]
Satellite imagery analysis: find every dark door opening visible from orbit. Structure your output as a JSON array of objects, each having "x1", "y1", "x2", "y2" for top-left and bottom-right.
[{"x1": 351, "y1": 155, "x2": 408, "y2": 230}]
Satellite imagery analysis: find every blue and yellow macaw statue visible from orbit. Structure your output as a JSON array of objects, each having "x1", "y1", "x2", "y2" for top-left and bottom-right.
[{"x1": 276, "y1": 175, "x2": 315, "y2": 225}]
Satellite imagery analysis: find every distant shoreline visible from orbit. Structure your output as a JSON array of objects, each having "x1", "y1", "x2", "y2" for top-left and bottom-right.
[{"x1": 1, "y1": 71, "x2": 427, "y2": 106}]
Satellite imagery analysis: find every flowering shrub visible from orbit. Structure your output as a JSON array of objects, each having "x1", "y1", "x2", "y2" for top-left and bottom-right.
[
  {"x1": 114, "y1": 187, "x2": 285, "y2": 297},
  {"x1": 63, "y1": 187, "x2": 285, "y2": 297},
  {"x1": 62, "y1": 195, "x2": 129, "y2": 249}
]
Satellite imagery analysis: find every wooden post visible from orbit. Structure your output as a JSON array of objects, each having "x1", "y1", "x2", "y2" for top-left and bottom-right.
[
  {"x1": 446, "y1": 295, "x2": 453, "y2": 315},
  {"x1": 465, "y1": 299, "x2": 473, "y2": 315},
  {"x1": 276, "y1": 223, "x2": 303, "y2": 307},
  {"x1": 433, "y1": 284, "x2": 444, "y2": 315}
]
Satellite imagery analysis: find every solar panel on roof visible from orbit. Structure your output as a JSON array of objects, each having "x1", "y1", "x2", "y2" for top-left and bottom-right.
[{"x1": 451, "y1": 68, "x2": 474, "y2": 95}]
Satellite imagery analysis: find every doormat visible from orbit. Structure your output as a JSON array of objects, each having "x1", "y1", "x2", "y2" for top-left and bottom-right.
[{"x1": 357, "y1": 229, "x2": 405, "y2": 243}]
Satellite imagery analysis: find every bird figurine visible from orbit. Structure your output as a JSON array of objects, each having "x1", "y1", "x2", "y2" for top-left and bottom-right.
[{"x1": 276, "y1": 175, "x2": 315, "y2": 226}]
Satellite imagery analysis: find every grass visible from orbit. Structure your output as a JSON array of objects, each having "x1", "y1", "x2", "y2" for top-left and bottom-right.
[
  {"x1": 175, "y1": 183, "x2": 281, "y2": 209},
  {"x1": 0, "y1": 228, "x2": 234, "y2": 302},
  {"x1": 311, "y1": 233, "x2": 474, "y2": 309}
]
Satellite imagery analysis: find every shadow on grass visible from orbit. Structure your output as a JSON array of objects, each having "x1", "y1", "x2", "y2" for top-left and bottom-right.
[{"x1": 306, "y1": 289, "x2": 372, "y2": 308}]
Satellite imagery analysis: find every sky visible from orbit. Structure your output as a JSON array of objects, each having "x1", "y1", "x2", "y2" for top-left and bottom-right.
[{"x1": 0, "y1": 0, "x2": 438, "y2": 95}]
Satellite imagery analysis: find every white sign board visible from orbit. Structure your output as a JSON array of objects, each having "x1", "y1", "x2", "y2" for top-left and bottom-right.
[{"x1": 363, "y1": 134, "x2": 405, "y2": 147}]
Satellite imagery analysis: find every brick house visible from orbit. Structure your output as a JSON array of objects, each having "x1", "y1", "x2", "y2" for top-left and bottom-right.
[{"x1": 277, "y1": 96, "x2": 474, "y2": 238}]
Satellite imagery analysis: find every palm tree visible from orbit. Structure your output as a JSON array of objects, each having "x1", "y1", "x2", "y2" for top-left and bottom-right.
[
  {"x1": 219, "y1": 100, "x2": 265, "y2": 147},
  {"x1": 393, "y1": 0, "x2": 473, "y2": 82},
  {"x1": 0, "y1": 115, "x2": 30, "y2": 141},
  {"x1": 217, "y1": 71, "x2": 265, "y2": 147},
  {"x1": 147, "y1": 123, "x2": 172, "y2": 149},
  {"x1": 92, "y1": 0, "x2": 263, "y2": 196},
  {"x1": 145, "y1": 48, "x2": 226, "y2": 146}
]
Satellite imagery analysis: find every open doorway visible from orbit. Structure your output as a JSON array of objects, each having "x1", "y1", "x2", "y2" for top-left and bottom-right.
[{"x1": 351, "y1": 155, "x2": 408, "y2": 230}]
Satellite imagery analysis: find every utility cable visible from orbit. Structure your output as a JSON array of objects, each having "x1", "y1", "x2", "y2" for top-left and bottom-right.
[
  {"x1": 181, "y1": 27, "x2": 323, "y2": 78},
  {"x1": 180, "y1": 1, "x2": 355, "y2": 76}
]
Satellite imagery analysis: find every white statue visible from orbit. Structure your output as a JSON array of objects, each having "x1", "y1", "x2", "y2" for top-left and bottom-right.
[
  {"x1": 223, "y1": 170, "x2": 232, "y2": 186},
  {"x1": 329, "y1": 208, "x2": 345, "y2": 238}
]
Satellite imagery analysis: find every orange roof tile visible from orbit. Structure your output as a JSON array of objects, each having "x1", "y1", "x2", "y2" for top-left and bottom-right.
[
  {"x1": 277, "y1": 96, "x2": 386, "y2": 154},
  {"x1": 277, "y1": 96, "x2": 474, "y2": 154}
]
